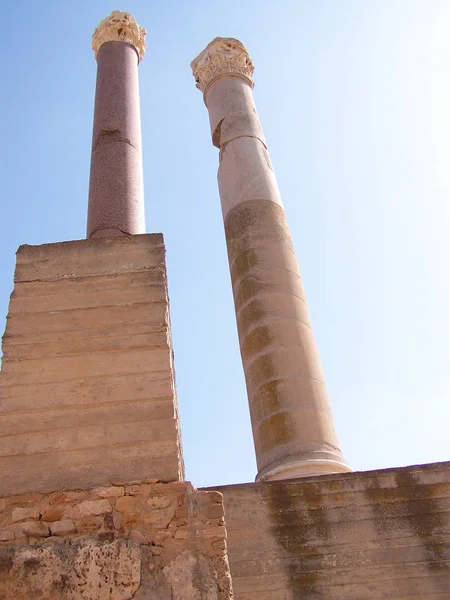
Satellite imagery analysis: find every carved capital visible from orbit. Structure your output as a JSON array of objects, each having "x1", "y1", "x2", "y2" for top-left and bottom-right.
[
  {"x1": 191, "y1": 37, "x2": 254, "y2": 95},
  {"x1": 92, "y1": 11, "x2": 146, "y2": 62}
]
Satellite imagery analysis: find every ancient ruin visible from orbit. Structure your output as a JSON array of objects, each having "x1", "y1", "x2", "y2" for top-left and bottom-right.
[{"x1": 0, "y1": 10, "x2": 449, "y2": 599}]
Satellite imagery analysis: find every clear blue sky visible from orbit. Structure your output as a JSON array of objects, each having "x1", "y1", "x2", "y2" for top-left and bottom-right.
[{"x1": 1, "y1": 1, "x2": 449, "y2": 488}]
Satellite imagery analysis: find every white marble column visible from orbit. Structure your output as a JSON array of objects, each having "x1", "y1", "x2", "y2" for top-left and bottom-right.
[{"x1": 191, "y1": 38, "x2": 350, "y2": 481}]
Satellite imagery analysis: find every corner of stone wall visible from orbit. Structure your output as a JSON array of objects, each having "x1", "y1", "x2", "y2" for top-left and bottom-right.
[{"x1": 0, "y1": 480, "x2": 234, "y2": 599}]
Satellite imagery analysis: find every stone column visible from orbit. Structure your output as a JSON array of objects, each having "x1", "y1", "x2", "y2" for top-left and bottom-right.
[
  {"x1": 87, "y1": 11, "x2": 146, "y2": 239},
  {"x1": 191, "y1": 39, "x2": 351, "y2": 481}
]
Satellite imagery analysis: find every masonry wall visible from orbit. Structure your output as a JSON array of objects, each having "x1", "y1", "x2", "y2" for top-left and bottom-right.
[
  {"x1": 211, "y1": 461, "x2": 450, "y2": 600},
  {"x1": 0, "y1": 481, "x2": 232, "y2": 599},
  {"x1": 0, "y1": 234, "x2": 184, "y2": 494}
]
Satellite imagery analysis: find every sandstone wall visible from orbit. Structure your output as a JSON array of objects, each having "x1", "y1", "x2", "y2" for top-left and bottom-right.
[
  {"x1": 0, "y1": 235, "x2": 184, "y2": 494},
  {"x1": 0, "y1": 481, "x2": 232, "y2": 599},
  {"x1": 211, "y1": 461, "x2": 450, "y2": 599}
]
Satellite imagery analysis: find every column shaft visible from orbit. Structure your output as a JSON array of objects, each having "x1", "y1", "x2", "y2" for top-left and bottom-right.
[
  {"x1": 192, "y1": 40, "x2": 350, "y2": 481},
  {"x1": 87, "y1": 41, "x2": 145, "y2": 238}
]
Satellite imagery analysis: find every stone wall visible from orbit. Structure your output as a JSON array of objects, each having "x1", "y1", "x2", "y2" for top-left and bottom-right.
[
  {"x1": 0, "y1": 481, "x2": 232, "y2": 599},
  {"x1": 211, "y1": 461, "x2": 450, "y2": 599},
  {"x1": 0, "y1": 234, "x2": 184, "y2": 494}
]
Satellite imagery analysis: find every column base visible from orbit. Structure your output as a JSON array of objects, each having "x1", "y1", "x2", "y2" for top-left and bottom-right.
[{"x1": 256, "y1": 458, "x2": 352, "y2": 482}]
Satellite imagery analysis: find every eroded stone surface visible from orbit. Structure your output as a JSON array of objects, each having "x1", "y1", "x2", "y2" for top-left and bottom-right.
[
  {"x1": 163, "y1": 550, "x2": 219, "y2": 600},
  {"x1": 0, "y1": 482, "x2": 234, "y2": 599},
  {"x1": 0, "y1": 539, "x2": 141, "y2": 600}
]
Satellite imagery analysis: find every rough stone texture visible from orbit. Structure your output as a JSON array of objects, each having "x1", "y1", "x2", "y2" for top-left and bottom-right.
[
  {"x1": 163, "y1": 550, "x2": 221, "y2": 600},
  {"x1": 0, "y1": 235, "x2": 184, "y2": 495},
  {"x1": 0, "y1": 539, "x2": 141, "y2": 600},
  {"x1": 208, "y1": 461, "x2": 450, "y2": 599},
  {"x1": 87, "y1": 41, "x2": 145, "y2": 238},
  {"x1": 0, "y1": 482, "x2": 233, "y2": 599}
]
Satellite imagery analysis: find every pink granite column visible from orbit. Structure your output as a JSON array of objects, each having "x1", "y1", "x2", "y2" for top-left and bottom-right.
[
  {"x1": 87, "y1": 11, "x2": 146, "y2": 239},
  {"x1": 191, "y1": 39, "x2": 351, "y2": 481}
]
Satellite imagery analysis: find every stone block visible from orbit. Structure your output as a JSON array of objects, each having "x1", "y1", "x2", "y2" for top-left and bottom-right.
[
  {"x1": 11, "y1": 507, "x2": 40, "y2": 523},
  {"x1": 41, "y1": 506, "x2": 66, "y2": 522},
  {"x1": 210, "y1": 461, "x2": 450, "y2": 600},
  {"x1": 17, "y1": 521, "x2": 49, "y2": 538},
  {"x1": 66, "y1": 499, "x2": 112, "y2": 520},
  {"x1": 115, "y1": 496, "x2": 136, "y2": 513},
  {"x1": 0, "y1": 528, "x2": 14, "y2": 542},
  {"x1": 93, "y1": 486, "x2": 125, "y2": 498},
  {"x1": 0, "y1": 235, "x2": 184, "y2": 495},
  {"x1": 50, "y1": 520, "x2": 77, "y2": 536}
]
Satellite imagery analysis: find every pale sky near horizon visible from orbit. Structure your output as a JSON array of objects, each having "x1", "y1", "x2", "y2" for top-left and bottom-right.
[{"x1": 1, "y1": 1, "x2": 449, "y2": 488}]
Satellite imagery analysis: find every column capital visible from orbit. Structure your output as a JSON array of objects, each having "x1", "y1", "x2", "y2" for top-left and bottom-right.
[
  {"x1": 191, "y1": 37, "x2": 254, "y2": 97},
  {"x1": 92, "y1": 10, "x2": 146, "y2": 63}
]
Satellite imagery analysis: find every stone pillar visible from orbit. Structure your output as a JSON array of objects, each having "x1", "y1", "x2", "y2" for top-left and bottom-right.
[
  {"x1": 191, "y1": 38, "x2": 350, "y2": 481},
  {"x1": 87, "y1": 11, "x2": 146, "y2": 239}
]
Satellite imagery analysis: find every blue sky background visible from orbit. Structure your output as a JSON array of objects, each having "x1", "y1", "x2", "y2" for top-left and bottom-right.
[{"x1": 1, "y1": 1, "x2": 449, "y2": 487}]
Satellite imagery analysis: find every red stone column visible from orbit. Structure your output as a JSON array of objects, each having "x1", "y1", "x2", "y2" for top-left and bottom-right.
[
  {"x1": 87, "y1": 11, "x2": 146, "y2": 239},
  {"x1": 191, "y1": 39, "x2": 351, "y2": 481}
]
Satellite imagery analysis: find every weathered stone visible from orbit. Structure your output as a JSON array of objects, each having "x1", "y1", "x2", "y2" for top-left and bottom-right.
[
  {"x1": 74, "y1": 517, "x2": 103, "y2": 534},
  {"x1": 196, "y1": 491, "x2": 222, "y2": 505},
  {"x1": 0, "y1": 236, "x2": 184, "y2": 496},
  {"x1": 213, "y1": 462, "x2": 450, "y2": 600},
  {"x1": 44, "y1": 536, "x2": 65, "y2": 545},
  {"x1": 163, "y1": 549, "x2": 223, "y2": 600},
  {"x1": 66, "y1": 499, "x2": 111, "y2": 520},
  {"x1": 17, "y1": 521, "x2": 49, "y2": 537},
  {"x1": 125, "y1": 485, "x2": 142, "y2": 496},
  {"x1": 113, "y1": 511, "x2": 123, "y2": 530},
  {"x1": 92, "y1": 486, "x2": 124, "y2": 498},
  {"x1": 0, "y1": 539, "x2": 140, "y2": 599},
  {"x1": 154, "y1": 529, "x2": 172, "y2": 545},
  {"x1": 212, "y1": 555, "x2": 234, "y2": 600},
  {"x1": 7, "y1": 493, "x2": 42, "y2": 505},
  {"x1": 41, "y1": 506, "x2": 64, "y2": 522},
  {"x1": 143, "y1": 507, "x2": 175, "y2": 530},
  {"x1": 103, "y1": 512, "x2": 115, "y2": 531},
  {"x1": 191, "y1": 38, "x2": 350, "y2": 482},
  {"x1": 147, "y1": 495, "x2": 171, "y2": 509},
  {"x1": 111, "y1": 480, "x2": 144, "y2": 487},
  {"x1": 0, "y1": 527, "x2": 14, "y2": 542},
  {"x1": 206, "y1": 504, "x2": 224, "y2": 519},
  {"x1": 50, "y1": 520, "x2": 76, "y2": 536},
  {"x1": 128, "y1": 529, "x2": 148, "y2": 544},
  {"x1": 172, "y1": 519, "x2": 187, "y2": 528},
  {"x1": 175, "y1": 505, "x2": 189, "y2": 518},
  {"x1": 49, "y1": 491, "x2": 87, "y2": 505},
  {"x1": 211, "y1": 539, "x2": 226, "y2": 551},
  {"x1": 206, "y1": 491, "x2": 223, "y2": 504},
  {"x1": 97, "y1": 531, "x2": 115, "y2": 543},
  {"x1": 0, "y1": 481, "x2": 234, "y2": 596},
  {"x1": 115, "y1": 496, "x2": 136, "y2": 513},
  {"x1": 122, "y1": 512, "x2": 140, "y2": 531},
  {"x1": 11, "y1": 507, "x2": 40, "y2": 523}
]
